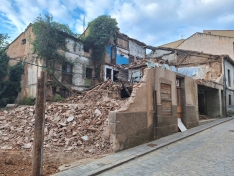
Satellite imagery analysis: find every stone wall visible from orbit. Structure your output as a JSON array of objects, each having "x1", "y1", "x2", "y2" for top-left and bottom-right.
[
  {"x1": 109, "y1": 68, "x2": 154, "y2": 151},
  {"x1": 109, "y1": 112, "x2": 148, "y2": 152},
  {"x1": 109, "y1": 67, "x2": 199, "y2": 152}
]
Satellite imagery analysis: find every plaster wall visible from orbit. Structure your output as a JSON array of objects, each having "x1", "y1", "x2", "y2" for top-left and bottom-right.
[
  {"x1": 64, "y1": 52, "x2": 93, "y2": 90},
  {"x1": 177, "y1": 33, "x2": 234, "y2": 60},
  {"x1": 6, "y1": 26, "x2": 33, "y2": 66},
  {"x1": 109, "y1": 67, "x2": 199, "y2": 151},
  {"x1": 206, "y1": 89, "x2": 222, "y2": 118},
  {"x1": 203, "y1": 30, "x2": 234, "y2": 38},
  {"x1": 182, "y1": 77, "x2": 199, "y2": 128},
  {"x1": 109, "y1": 68, "x2": 154, "y2": 151},
  {"x1": 129, "y1": 40, "x2": 145, "y2": 58},
  {"x1": 154, "y1": 67, "x2": 178, "y2": 139},
  {"x1": 66, "y1": 39, "x2": 84, "y2": 56},
  {"x1": 160, "y1": 39, "x2": 185, "y2": 48},
  {"x1": 20, "y1": 56, "x2": 43, "y2": 98},
  {"x1": 128, "y1": 69, "x2": 143, "y2": 83},
  {"x1": 223, "y1": 60, "x2": 234, "y2": 113}
]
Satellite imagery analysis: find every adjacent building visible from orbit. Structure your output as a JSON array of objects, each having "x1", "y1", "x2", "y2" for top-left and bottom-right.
[
  {"x1": 176, "y1": 32, "x2": 234, "y2": 60},
  {"x1": 148, "y1": 46, "x2": 234, "y2": 117},
  {"x1": 103, "y1": 32, "x2": 146, "y2": 82},
  {"x1": 6, "y1": 25, "x2": 93, "y2": 99}
]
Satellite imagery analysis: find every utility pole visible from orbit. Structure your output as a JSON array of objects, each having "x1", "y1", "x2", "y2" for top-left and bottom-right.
[{"x1": 32, "y1": 71, "x2": 47, "y2": 176}]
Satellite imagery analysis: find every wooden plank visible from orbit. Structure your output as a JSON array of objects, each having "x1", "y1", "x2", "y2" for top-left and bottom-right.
[{"x1": 161, "y1": 83, "x2": 172, "y2": 116}]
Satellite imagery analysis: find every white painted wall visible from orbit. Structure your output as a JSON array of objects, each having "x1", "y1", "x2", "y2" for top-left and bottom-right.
[
  {"x1": 128, "y1": 69, "x2": 143, "y2": 83},
  {"x1": 148, "y1": 49, "x2": 175, "y2": 62},
  {"x1": 64, "y1": 52, "x2": 92, "y2": 90},
  {"x1": 129, "y1": 40, "x2": 145, "y2": 58},
  {"x1": 66, "y1": 39, "x2": 84, "y2": 56},
  {"x1": 117, "y1": 47, "x2": 129, "y2": 58}
]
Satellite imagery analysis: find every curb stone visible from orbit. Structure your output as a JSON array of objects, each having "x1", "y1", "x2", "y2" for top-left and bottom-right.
[{"x1": 54, "y1": 117, "x2": 234, "y2": 176}]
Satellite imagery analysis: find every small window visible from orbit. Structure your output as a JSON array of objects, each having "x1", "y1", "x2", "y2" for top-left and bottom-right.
[
  {"x1": 228, "y1": 69, "x2": 231, "y2": 87},
  {"x1": 84, "y1": 44, "x2": 89, "y2": 53},
  {"x1": 106, "y1": 68, "x2": 112, "y2": 80},
  {"x1": 113, "y1": 70, "x2": 119, "y2": 81},
  {"x1": 62, "y1": 63, "x2": 72, "y2": 84},
  {"x1": 62, "y1": 63, "x2": 72, "y2": 74},
  {"x1": 86, "y1": 68, "x2": 92, "y2": 79},
  {"x1": 229, "y1": 95, "x2": 232, "y2": 105},
  {"x1": 22, "y1": 39, "x2": 26, "y2": 45}
]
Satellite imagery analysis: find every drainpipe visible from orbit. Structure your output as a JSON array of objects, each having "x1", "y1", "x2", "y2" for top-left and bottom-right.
[
  {"x1": 223, "y1": 57, "x2": 227, "y2": 117},
  {"x1": 153, "y1": 68, "x2": 157, "y2": 139}
]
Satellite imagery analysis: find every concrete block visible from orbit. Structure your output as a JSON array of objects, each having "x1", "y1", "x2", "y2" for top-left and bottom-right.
[
  {"x1": 117, "y1": 133, "x2": 127, "y2": 142},
  {"x1": 109, "y1": 112, "x2": 116, "y2": 123},
  {"x1": 170, "y1": 125, "x2": 178, "y2": 133},
  {"x1": 126, "y1": 127, "x2": 136, "y2": 137},
  {"x1": 116, "y1": 113, "x2": 127, "y2": 123},
  {"x1": 166, "y1": 116, "x2": 177, "y2": 125},
  {"x1": 129, "y1": 121, "x2": 139, "y2": 131},
  {"x1": 116, "y1": 125, "x2": 124, "y2": 134},
  {"x1": 157, "y1": 115, "x2": 168, "y2": 126},
  {"x1": 155, "y1": 126, "x2": 171, "y2": 139},
  {"x1": 139, "y1": 121, "x2": 147, "y2": 129},
  {"x1": 141, "y1": 128, "x2": 148, "y2": 134},
  {"x1": 109, "y1": 123, "x2": 116, "y2": 134},
  {"x1": 172, "y1": 105, "x2": 177, "y2": 116},
  {"x1": 185, "y1": 105, "x2": 196, "y2": 115},
  {"x1": 125, "y1": 115, "x2": 135, "y2": 124},
  {"x1": 157, "y1": 105, "x2": 162, "y2": 115}
]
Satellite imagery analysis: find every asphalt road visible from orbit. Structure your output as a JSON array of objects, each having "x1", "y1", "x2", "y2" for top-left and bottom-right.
[{"x1": 99, "y1": 120, "x2": 234, "y2": 176}]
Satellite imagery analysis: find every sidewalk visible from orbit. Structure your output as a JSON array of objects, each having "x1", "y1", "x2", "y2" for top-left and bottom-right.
[{"x1": 54, "y1": 117, "x2": 234, "y2": 176}]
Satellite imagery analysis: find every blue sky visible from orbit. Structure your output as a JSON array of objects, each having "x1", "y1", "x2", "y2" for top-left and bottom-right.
[{"x1": 1, "y1": 0, "x2": 234, "y2": 46}]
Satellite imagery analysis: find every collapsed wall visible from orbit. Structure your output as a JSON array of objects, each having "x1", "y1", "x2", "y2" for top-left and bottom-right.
[
  {"x1": 109, "y1": 66, "x2": 199, "y2": 152},
  {"x1": 109, "y1": 68, "x2": 155, "y2": 152}
]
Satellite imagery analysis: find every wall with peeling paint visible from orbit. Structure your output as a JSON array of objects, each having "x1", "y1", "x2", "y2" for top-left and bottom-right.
[
  {"x1": 6, "y1": 26, "x2": 93, "y2": 98},
  {"x1": 224, "y1": 59, "x2": 234, "y2": 113},
  {"x1": 129, "y1": 40, "x2": 145, "y2": 58},
  {"x1": 177, "y1": 33, "x2": 234, "y2": 60},
  {"x1": 116, "y1": 47, "x2": 129, "y2": 65},
  {"x1": 109, "y1": 67, "x2": 198, "y2": 152}
]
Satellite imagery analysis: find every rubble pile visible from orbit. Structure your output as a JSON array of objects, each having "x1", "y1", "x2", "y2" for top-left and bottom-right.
[{"x1": 0, "y1": 80, "x2": 128, "y2": 155}]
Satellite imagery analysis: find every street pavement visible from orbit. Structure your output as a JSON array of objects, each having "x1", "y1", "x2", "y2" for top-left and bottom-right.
[{"x1": 99, "y1": 119, "x2": 234, "y2": 176}]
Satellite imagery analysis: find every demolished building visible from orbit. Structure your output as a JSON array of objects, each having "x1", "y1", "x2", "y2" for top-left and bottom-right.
[
  {"x1": 147, "y1": 47, "x2": 234, "y2": 117},
  {"x1": 109, "y1": 66, "x2": 198, "y2": 151},
  {"x1": 6, "y1": 25, "x2": 94, "y2": 100}
]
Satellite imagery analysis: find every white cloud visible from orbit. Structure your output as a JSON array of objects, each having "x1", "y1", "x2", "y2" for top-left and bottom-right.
[{"x1": 0, "y1": 0, "x2": 234, "y2": 46}]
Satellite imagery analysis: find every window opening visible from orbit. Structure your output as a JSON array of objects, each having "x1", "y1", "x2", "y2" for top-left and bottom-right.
[
  {"x1": 106, "y1": 68, "x2": 112, "y2": 80},
  {"x1": 229, "y1": 94, "x2": 232, "y2": 105},
  {"x1": 228, "y1": 69, "x2": 231, "y2": 87},
  {"x1": 22, "y1": 39, "x2": 26, "y2": 45},
  {"x1": 113, "y1": 70, "x2": 119, "y2": 81},
  {"x1": 86, "y1": 68, "x2": 92, "y2": 79}
]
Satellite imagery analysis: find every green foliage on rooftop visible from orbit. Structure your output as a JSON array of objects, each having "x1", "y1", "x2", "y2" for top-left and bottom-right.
[
  {"x1": 32, "y1": 14, "x2": 77, "y2": 66},
  {"x1": 82, "y1": 15, "x2": 118, "y2": 80}
]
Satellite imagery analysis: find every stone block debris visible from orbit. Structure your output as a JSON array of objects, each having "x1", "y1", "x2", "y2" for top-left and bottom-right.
[{"x1": 0, "y1": 81, "x2": 129, "y2": 155}]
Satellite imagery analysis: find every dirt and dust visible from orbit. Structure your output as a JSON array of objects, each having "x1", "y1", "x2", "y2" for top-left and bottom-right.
[{"x1": 0, "y1": 80, "x2": 131, "y2": 176}]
